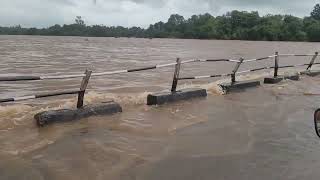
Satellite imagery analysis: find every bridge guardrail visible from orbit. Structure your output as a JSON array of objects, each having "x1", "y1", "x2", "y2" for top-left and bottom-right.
[{"x1": 0, "y1": 52, "x2": 318, "y2": 107}]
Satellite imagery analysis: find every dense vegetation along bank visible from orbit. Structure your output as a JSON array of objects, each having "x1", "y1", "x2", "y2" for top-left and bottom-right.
[{"x1": 1, "y1": 4, "x2": 320, "y2": 42}]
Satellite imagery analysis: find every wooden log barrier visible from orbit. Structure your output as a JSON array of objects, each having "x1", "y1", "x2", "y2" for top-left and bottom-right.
[
  {"x1": 147, "y1": 88, "x2": 207, "y2": 105},
  {"x1": 301, "y1": 70, "x2": 320, "y2": 77},
  {"x1": 219, "y1": 80, "x2": 261, "y2": 93},
  {"x1": 35, "y1": 101, "x2": 122, "y2": 127},
  {"x1": 264, "y1": 73, "x2": 300, "y2": 84}
]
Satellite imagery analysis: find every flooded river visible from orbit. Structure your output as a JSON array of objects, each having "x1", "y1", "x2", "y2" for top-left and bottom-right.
[{"x1": 0, "y1": 35, "x2": 320, "y2": 180}]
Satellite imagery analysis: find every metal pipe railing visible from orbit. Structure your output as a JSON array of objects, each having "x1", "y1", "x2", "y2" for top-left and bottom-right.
[
  {"x1": 0, "y1": 53, "x2": 317, "y2": 82},
  {"x1": 0, "y1": 60, "x2": 201, "y2": 81},
  {"x1": 0, "y1": 52, "x2": 319, "y2": 104},
  {"x1": 175, "y1": 52, "x2": 319, "y2": 90},
  {"x1": 0, "y1": 70, "x2": 92, "y2": 109}
]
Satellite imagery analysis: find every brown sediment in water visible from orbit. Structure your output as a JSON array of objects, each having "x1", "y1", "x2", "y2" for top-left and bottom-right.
[{"x1": 1, "y1": 36, "x2": 320, "y2": 179}]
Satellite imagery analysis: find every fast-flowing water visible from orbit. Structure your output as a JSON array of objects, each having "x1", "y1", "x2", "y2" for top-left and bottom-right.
[{"x1": 0, "y1": 35, "x2": 320, "y2": 180}]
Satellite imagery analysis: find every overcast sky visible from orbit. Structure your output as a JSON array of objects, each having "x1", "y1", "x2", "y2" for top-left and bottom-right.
[{"x1": 0, "y1": 0, "x2": 317, "y2": 28}]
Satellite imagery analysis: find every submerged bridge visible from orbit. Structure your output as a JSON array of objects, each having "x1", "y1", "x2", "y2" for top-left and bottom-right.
[{"x1": 0, "y1": 52, "x2": 319, "y2": 126}]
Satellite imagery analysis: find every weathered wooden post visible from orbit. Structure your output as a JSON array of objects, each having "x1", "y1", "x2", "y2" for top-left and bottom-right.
[
  {"x1": 231, "y1": 58, "x2": 244, "y2": 83},
  {"x1": 307, "y1": 52, "x2": 319, "y2": 70},
  {"x1": 77, "y1": 70, "x2": 92, "y2": 108},
  {"x1": 171, "y1": 58, "x2": 181, "y2": 92},
  {"x1": 274, "y1": 52, "x2": 279, "y2": 78},
  {"x1": 301, "y1": 52, "x2": 320, "y2": 76}
]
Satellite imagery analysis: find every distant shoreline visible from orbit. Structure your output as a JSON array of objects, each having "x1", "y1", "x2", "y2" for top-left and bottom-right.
[
  {"x1": 1, "y1": 4, "x2": 320, "y2": 42},
  {"x1": 1, "y1": 34, "x2": 320, "y2": 44}
]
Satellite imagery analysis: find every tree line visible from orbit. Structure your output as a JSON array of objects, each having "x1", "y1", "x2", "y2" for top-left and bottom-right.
[{"x1": 1, "y1": 4, "x2": 320, "y2": 42}]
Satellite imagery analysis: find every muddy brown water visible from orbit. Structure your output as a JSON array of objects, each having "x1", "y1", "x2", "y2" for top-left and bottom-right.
[{"x1": 1, "y1": 35, "x2": 320, "y2": 180}]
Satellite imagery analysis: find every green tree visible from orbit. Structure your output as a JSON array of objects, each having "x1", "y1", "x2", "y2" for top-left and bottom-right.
[
  {"x1": 311, "y1": 4, "x2": 320, "y2": 20},
  {"x1": 213, "y1": 15, "x2": 232, "y2": 39},
  {"x1": 306, "y1": 22, "x2": 320, "y2": 41},
  {"x1": 75, "y1": 16, "x2": 85, "y2": 26},
  {"x1": 281, "y1": 15, "x2": 306, "y2": 41},
  {"x1": 47, "y1": 24, "x2": 62, "y2": 35},
  {"x1": 164, "y1": 14, "x2": 185, "y2": 37},
  {"x1": 304, "y1": 17, "x2": 320, "y2": 41},
  {"x1": 255, "y1": 15, "x2": 283, "y2": 41},
  {"x1": 169, "y1": 14, "x2": 185, "y2": 25}
]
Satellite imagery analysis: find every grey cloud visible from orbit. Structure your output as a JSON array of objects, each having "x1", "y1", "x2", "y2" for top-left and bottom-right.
[
  {"x1": 126, "y1": 0, "x2": 168, "y2": 7},
  {"x1": 49, "y1": 0, "x2": 75, "y2": 5}
]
